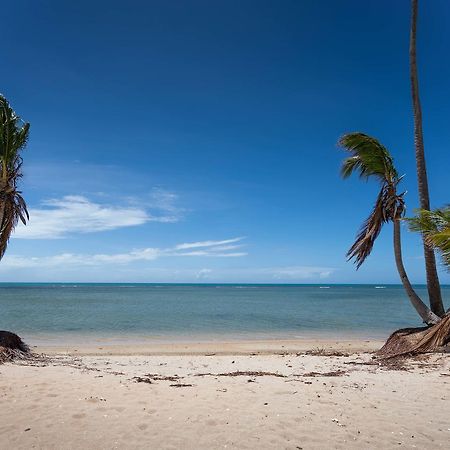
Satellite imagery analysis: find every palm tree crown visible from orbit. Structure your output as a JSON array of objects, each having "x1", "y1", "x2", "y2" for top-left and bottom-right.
[
  {"x1": 0, "y1": 95, "x2": 30, "y2": 259},
  {"x1": 407, "y1": 207, "x2": 450, "y2": 270},
  {"x1": 339, "y1": 133, "x2": 405, "y2": 268}
]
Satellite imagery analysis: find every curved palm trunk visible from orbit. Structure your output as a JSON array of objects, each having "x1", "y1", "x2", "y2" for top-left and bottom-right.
[
  {"x1": 393, "y1": 219, "x2": 439, "y2": 325},
  {"x1": 410, "y1": 0, "x2": 444, "y2": 316}
]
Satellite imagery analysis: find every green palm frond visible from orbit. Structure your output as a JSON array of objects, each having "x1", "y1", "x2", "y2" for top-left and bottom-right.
[
  {"x1": 0, "y1": 95, "x2": 30, "y2": 259},
  {"x1": 339, "y1": 133, "x2": 398, "y2": 182},
  {"x1": 406, "y1": 207, "x2": 450, "y2": 270},
  {"x1": 339, "y1": 132, "x2": 403, "y2": 268}
]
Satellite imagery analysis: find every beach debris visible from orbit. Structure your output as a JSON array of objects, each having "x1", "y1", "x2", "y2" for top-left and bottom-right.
[
  {"x1": 133, "y1": 376, "x2": 154, "y2": 384},
  {"x1": 170, "y1": 383, "x2": 193, "y2": 388},
  {"x1": 108, "y1": 371, "x2": 125, "y2": 376},
  {"x1": 302, "y1": 348, "x2": 349, "y2": 357},
  {"x1": 377, "y1": 315, "x2": 450, "y2": 359},
  {"x1": 331, "y1": 418, "x2": 346, "y2": 427},
  {"x1": 196, "y1": 371, "x2": 286, "y2": 378},
  {"x1": 144, "y1": 373, "x2": 180, "y2": 381},
  {"x1": 133, "y1": 373, "x2": 182, "y2": 384},
  {"x1": 0, "y1": 331, "x2": 30, "y2": 364},
  {"x1": 300, "y1": 370, "x2": 347, "y2": 377}
]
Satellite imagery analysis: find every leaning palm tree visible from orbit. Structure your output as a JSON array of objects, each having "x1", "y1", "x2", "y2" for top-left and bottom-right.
[
  {"x1": 409, "y1": 0, "x2": 444, "y2": 316},
  {"x1": 339, "y1": 132, "x2": 439, "y2": 326},
  {"x1": 339, "y1": 133, "x2": 450, "y2": 358},
  {"x1": 407, "y1": 206, "x2": 450, "y2": 271},
  {"x1": 0, "y1": 94, "x2": 30, "y2": 361}
]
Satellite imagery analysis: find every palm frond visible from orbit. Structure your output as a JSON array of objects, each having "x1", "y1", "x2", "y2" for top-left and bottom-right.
[
  {"x1": 0, "y1": 188, "x2": 29, "y2": 259},
  {"x1": 406, "y1": 206, "x2": 450, "y2": 270},
  {"x1": 0, "y1": 95, "x2": 30, "y2": 260},
  {"x1": 347, "y1": 183, "x2": 405, "y2": 268},
  {"x1": 339, "y1": 133, "x2": 398, "y2": 182},
  {"x1": 339, "y1": 132, "x2": 404, "y2": 268}
]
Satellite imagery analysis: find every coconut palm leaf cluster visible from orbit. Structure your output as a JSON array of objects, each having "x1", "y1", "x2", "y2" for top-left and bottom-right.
[
  {"x1": 339, "y1": 133, "x2": 406, "y2": 268},
  {"x1": 0, "y1": 95, "x2": 30, "y2": 260},
  {"x1": 407, "y1": 207, "x2": 450, "y2": 270},
  {"x1": 0, "y1": 95, "x2": 31, "y2": 361}
]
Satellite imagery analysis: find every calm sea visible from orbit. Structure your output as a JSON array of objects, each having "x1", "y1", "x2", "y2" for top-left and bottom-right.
[{"x1": 0, "y1": 283, "x2": 448, "y2": 344}]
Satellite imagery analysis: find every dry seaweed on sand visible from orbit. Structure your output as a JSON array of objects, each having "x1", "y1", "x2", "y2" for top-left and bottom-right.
[
  {"x1": 133, "y1": 373, "x2": 181, "y2": 383},
  {"x1": 302, "y1": 348, "x2": 349, "y2": 357},
  {"x1": 196, "y1": 371, "x2": 286, "y2": 378},
  {"x1": 300, "y1": 370, "x2": 347, "y2": 377},
  {"x1": 133, "y1": 376, "x2": 154, "y2": 384}
]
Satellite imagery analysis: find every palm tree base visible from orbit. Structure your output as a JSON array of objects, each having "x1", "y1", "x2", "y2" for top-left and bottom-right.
[
  {"x1": 0, "y1": 330, "x2": 29, "y2": 363},
  {"x1": 377, "y1": 313, "x2": 450, "y2": 359}
]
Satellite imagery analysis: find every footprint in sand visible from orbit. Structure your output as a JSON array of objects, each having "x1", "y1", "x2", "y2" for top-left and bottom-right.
[
  {"x1": 138, "y1": 424, "x2": 148, "y2": 430},
  {"x1": 72, "y1": 413, "x2": 86, "y2": 419}
]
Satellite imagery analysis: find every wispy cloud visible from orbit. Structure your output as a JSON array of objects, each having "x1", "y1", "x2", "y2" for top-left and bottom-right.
[
  {"x1": 1, "y1": 237, "x2": 247, "y2": 269},
  {"x1": 175, "y1": 237, "x2": 244, "y2": 250},
  {"x1": 13, "y1": 191, "x2": 183, "y2": 239}
]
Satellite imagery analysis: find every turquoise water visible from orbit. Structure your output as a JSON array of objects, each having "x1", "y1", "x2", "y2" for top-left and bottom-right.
[{"x1": 0, "y1": 283, "x2": 448, "y2": 344}]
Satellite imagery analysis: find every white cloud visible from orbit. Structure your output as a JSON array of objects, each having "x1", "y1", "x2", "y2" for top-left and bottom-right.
[
  {"x1": 1, "y1": 237, "x2": 247, "y2": 269},
  {"x1": 13, "y1": 192, "x2": 182, "y2": 239},
  {"x1": 148, "y1": 188, "x2": 182, "y2": 214},
  {"x1": 175, "y1": 237, "x2": 244, "y2": 250}
]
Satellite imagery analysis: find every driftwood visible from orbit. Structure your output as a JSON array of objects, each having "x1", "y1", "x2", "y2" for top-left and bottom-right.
[{"x1": 377, "y1": 313, "x2": 450, "y2": 359}]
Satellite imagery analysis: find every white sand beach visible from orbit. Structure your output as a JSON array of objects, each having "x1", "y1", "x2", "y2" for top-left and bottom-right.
[{"x1": 1, "y1": 340, "x2": 449, "y2": 450}]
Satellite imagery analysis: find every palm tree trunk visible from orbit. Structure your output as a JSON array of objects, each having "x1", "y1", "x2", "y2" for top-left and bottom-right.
[
  {"x1": 410, "y1": 0, "x2": 444, "y2": 317},
  {"x1": 393, "y1": 219, "x2": 439, "y2": 325}
]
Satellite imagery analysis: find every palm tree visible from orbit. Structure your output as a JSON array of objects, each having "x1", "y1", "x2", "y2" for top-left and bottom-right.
[
  {"x1": 339, "y1": 132, "x2": 439, "y2": 325},
  {"x1": 0, "y1": 95, "x2": 30, "y2": 361},
  {"x1": 0, "y1": 94, "x2": 30, "y2": 260},
  {"x1": 407, "y1": 207, "x2": 450, "y2": 271},
  {"x1": 409, "y1": 0, "x2": 444, "y2": 316}
]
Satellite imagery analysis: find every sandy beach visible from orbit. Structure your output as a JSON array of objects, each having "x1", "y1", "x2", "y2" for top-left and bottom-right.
[{"x1": 1, "y1": 340, "x2": 449, "y2": 450}]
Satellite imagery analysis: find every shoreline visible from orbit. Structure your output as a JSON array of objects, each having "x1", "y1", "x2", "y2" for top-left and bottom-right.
[{"x1": 33, "y1": 338, "x2": 384, "y2": 356}]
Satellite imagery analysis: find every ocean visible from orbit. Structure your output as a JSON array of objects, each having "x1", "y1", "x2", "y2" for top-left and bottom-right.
[{"x1": 1, "y1": 283, "x2": 448, "y2": 344}]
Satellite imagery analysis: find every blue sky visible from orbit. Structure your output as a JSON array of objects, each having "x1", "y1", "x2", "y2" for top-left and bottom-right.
[{"x1": 1, "y1": 0, "x2": 449, "y2": 283}]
